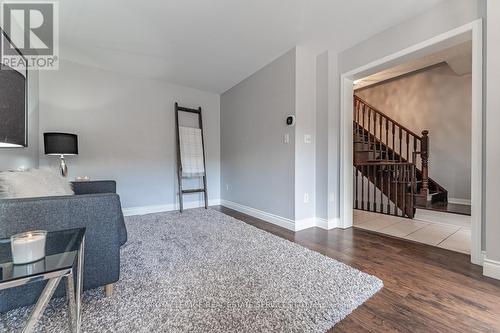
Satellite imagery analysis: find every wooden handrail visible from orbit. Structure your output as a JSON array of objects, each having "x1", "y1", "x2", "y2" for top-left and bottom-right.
[{"x1": 354, "y1": 95, "x2": 422, "y2": 139}]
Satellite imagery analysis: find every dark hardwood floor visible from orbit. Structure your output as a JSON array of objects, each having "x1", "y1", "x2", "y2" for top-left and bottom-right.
[{"x1": 213, "y1": 205, "x2": 500, "y2": 333}]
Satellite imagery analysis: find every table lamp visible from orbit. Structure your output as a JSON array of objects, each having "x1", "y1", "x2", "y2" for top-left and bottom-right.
[{"x1": 43, "y1": 132, "x2": 78, "y2": 177}]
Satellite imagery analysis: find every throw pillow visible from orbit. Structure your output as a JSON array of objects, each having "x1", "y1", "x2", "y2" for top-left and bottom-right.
[{"x1": 0, "y1": 168, "x2": 74, "y2": 199}]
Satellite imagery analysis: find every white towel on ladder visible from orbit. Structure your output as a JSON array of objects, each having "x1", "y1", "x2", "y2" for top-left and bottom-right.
[{"x1": 179, "y1": 126, "x2": 205, "y2": 177}]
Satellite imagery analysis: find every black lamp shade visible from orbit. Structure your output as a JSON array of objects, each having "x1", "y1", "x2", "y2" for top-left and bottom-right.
[
  {"x1": 44, "y1": 133, "x2": 78, "y2": 155},
  {"x1": 0, "y1": 64, "x2": 27, "y2": 148}
]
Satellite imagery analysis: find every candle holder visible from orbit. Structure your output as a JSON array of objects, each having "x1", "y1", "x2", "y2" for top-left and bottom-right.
[{"x1": 10, "y1": 230, "x2": 47, "y2": 265}]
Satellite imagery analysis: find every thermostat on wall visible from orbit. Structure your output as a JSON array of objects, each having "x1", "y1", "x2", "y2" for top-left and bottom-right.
[{"x1": 286, "y1": 115, "x2": 295, "y2": 126}]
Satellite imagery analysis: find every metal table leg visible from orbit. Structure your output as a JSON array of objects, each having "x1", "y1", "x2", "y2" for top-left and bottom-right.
[
  {"x1": 76, "y1": 235, "x2": 85, "y2": 333},
  {"x1": 66, "y1": 271, "x2": 76, "y2": 332},
  {"x1": 22, "y1": 276, "x2": 62, "y2": 333},
  {"x1": 66, "y1": 235, "x2": 85, "y2": 333}
]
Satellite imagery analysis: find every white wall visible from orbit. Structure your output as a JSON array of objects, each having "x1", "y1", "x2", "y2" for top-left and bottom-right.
[
  {"x1": 315, "y1": 52, "x2": 329, "y2": 220},
  {"x1": 327, "y1": 51, "x2": 341, "y2": 226},
  {"x1": 339, "y1": 0, "x2": 484, "y2": 74},
  {"x1": 356, "y1": 64, "x2": 472, "y2": 201},
  {"x1": 38, "y1": 60, "x2": 220, "y2": 210},
  {"x1": 318, "y1": 0, "x2": 500, "y2": 275},
  {"x1": 220, "y1": 49, "x2": 296, "y2": 220},
  {"x1": 318, "y1": 0, "x2": 484, "y2": 226},
  {"x1": 0, "y1": 70, "x2": 39, "y2": 171},
  {"x1": 294, "y1": 47, "x2": 316, "y2": 221},
  {"x1": 485, "y1": 0, "x2": 500, "y2": 266}
]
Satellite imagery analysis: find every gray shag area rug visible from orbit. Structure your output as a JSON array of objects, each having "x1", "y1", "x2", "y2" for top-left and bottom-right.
[{"x1": 1, "y1": 208, "x2": 382, "y2": 332}]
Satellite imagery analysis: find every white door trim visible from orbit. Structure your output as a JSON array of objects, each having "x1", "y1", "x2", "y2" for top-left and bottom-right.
[{"x1": 339, "y1": 20, "x2": 483, "y2": 265}]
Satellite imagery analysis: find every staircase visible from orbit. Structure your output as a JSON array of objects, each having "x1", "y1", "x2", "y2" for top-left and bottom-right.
[{"x1": 353, "y1": 96, "x2": 448, "y2": 218}]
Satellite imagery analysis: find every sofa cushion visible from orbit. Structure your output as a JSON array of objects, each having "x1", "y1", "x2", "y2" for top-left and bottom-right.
[{"x1": 0, "y1": 168, "x2": 74, "y2": 199}]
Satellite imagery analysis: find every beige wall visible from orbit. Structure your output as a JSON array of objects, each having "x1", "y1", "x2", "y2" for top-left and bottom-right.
[{"x1": 356, "y1": 64, "x2": 472, "y2": 201}]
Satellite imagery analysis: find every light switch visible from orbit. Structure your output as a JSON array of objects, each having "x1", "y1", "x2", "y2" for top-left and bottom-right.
[
  {"x1": 284, "y1": 133, "x2": 290, "y2": 144},
  {"x1": 304, "y1": 134, "x2": 311, "y2": 144}
]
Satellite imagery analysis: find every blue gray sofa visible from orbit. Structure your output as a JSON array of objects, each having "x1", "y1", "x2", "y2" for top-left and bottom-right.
[{"x1": 0, "y1": 180, "x2": 127, "y2": 313}]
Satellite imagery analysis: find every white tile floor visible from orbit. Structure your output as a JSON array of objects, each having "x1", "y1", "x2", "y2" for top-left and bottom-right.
[{"x1": 353, "y1": 209, "x2": 471, "y2": 254}]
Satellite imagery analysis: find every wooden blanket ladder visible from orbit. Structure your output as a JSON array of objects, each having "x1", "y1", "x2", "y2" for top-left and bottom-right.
[{"x1": 175, "y1": 102, "x2": 208, "y2": 212}]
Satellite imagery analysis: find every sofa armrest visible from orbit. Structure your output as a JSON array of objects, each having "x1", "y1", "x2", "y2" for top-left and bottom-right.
[
  {"x1": 71, "y1": 180, "x2": 116, "y2": 195},
  {"x1": 70, "y1": 181, "x2": 126, "y2": 244}
]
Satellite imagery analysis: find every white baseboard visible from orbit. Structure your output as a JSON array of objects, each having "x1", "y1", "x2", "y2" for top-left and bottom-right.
[
  {"x1": 315, "y1": 217, "x2": 340, "y2": 230},
  {"x1": 125, "y1": 199, "x2": 341, "y2": 232},
  {"x1": 123, "y1": 199, "x2": 221, "y2": 217},
  {"x1": 448, "y1": 198, "x2": 472, "y2": 205},
  {"x1": 295, "y1": 218, "x2": 317, "y2": 231},
  {"x1": 483, "y1": 257, "x2": 500, "y2": 280},
  {"x1": 220, "y1": 200, "x2": 297, "y2": 231},
  {"x1": 221, "y1": 200, "x2": 339, "y2": 232}
]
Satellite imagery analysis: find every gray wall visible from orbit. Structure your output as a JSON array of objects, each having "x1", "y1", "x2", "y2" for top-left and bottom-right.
[
  {"x1": 326, "y1": 0, "x2": 500, "y2": 260},
  {"x1": 323, "y1": 0, "x2": 484, "y2": 226},
  {"x1": 315, "y1": 52, "x2": 328, "y2": 220},
  {"x1": 356, "y1": 64, "x2": 472, "y2": 201},
  {"x1": 220, "y1": 49, "x2": 296, "y2": 220},
  {"x1": 38, "y1": 60, "x2": 220, "y2": 209},
  {"x1": 485, "y1": 0, "x2": 500, "y2": 262},
  {"x1": 339, "y1": 0, "x2": 483, "y2": 74},
  {"x1": 0, "y1": 70, "x2": 39, "y2": 171}
]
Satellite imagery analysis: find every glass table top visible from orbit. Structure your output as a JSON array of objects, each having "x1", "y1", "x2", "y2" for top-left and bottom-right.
[{"x1": 0, "y1": 228, "x2": 85, "y2": 285}]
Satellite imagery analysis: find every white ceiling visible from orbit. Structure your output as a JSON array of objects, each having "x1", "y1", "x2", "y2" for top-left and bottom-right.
[
  {"x1": 354, "y1": 40, "x2": 472, "y2": 90},
  {"x1": 58, "y1": 0, "x2": 445, "y2": 93}
]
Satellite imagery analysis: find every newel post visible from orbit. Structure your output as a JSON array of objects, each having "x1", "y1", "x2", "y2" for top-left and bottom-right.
[{"x1": 421, "y1": 130, "x2": 429, "y2": 196}]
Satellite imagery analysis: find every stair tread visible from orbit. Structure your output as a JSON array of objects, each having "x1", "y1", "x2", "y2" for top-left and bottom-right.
[
  {"x1": 415, "y1": 202, "x2": 471, "y2": 216},
  {"x1": 415, "y1": 190, "x2": 446, "y2": 196}
]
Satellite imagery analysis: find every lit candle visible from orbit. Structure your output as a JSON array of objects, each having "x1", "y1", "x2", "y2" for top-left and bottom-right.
[{"x1": 10, "y1": 231, "x2": 47, "y2": 265}]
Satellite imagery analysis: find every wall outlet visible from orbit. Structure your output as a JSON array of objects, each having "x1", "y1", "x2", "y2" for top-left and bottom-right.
[
  {"x1": 304, "y1": 192, "x2": 309, "y2": 203},
  {"x1": 284, "y1": 133, "x2": 290, "y2": 144},
  {"x1": 304, "y1": 134, "x2": 311, "y2": 144}
]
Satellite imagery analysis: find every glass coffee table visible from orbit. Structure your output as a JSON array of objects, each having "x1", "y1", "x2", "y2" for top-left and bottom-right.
[{"x1": 0, "y1": 228, "x2": 86, "y2": 333}]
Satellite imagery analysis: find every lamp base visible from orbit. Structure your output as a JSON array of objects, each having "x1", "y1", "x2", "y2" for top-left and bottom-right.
[{"x1": 60, "y1": 155, "x2": 68, "y2": 177}]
